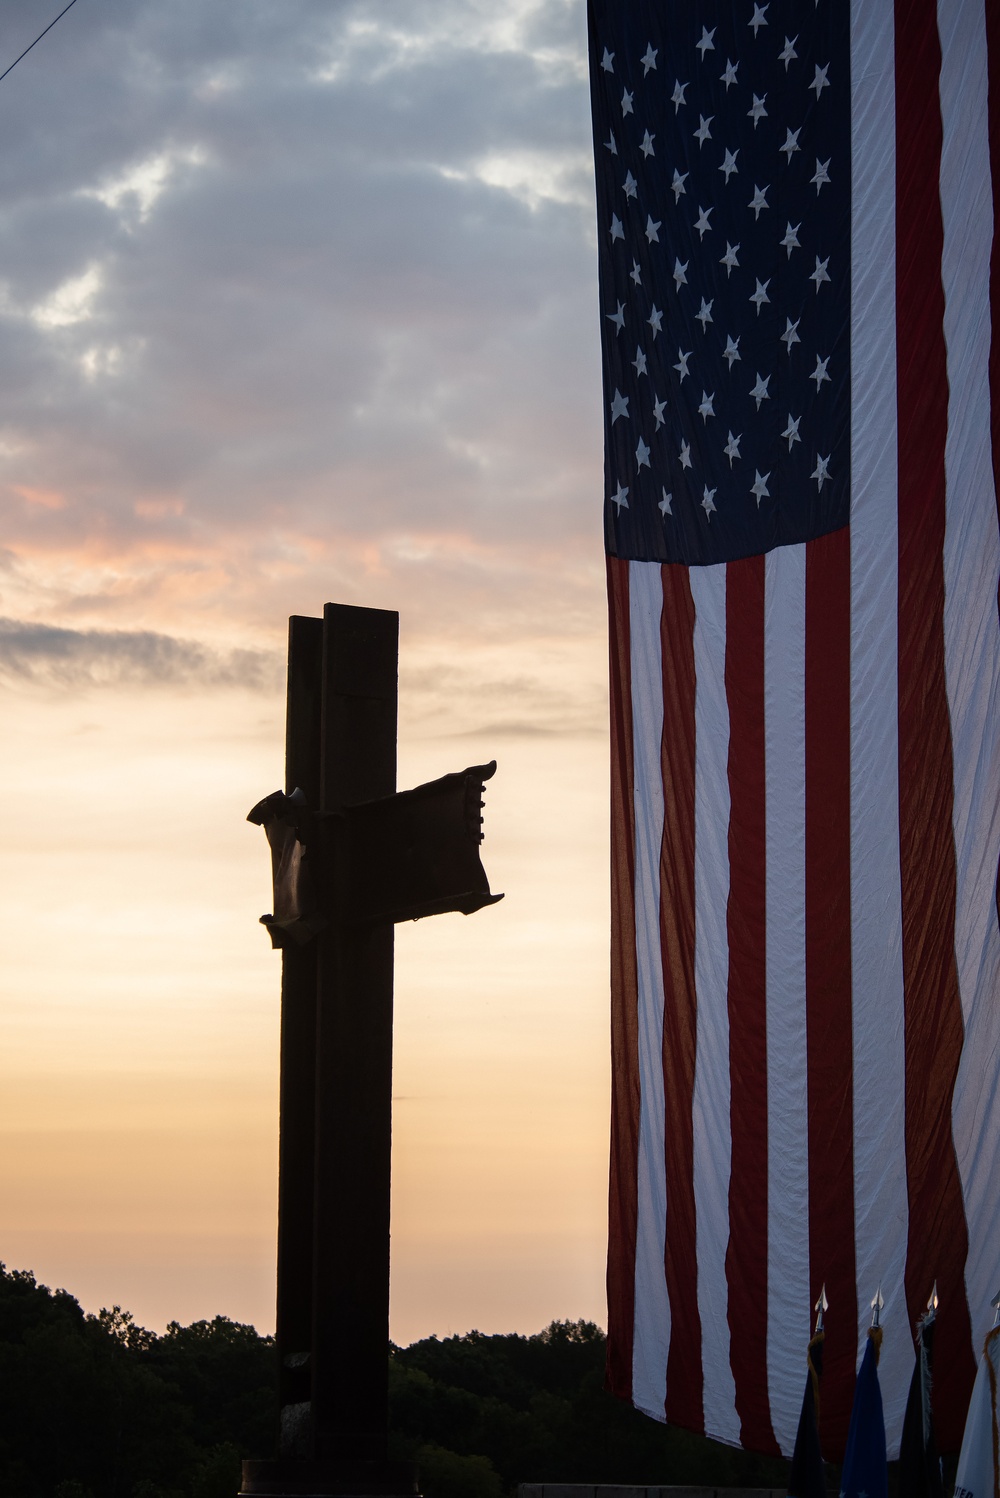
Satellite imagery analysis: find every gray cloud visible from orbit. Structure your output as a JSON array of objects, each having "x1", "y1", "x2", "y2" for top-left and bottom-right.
[
  {"x1": 0, "y1": 0, "x2": 607, "y2": 670},
  {"x1": 0, "y1": 618, "x2": 281, "y2": 691},
  {"x1": 401, "y1": 659, "x2": 607, "y2": 739}
]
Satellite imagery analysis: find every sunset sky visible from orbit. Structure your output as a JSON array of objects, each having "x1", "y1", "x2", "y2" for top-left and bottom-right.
[{"x1": 0, "y1": 0, "x2": 611, "y2": 1343}]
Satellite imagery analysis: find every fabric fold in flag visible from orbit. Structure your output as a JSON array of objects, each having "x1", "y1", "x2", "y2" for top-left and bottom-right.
[
  {"x1": 954, "y1": 1328, "x2": 1000, "y2": 1498},
  {"x1": 591, "y1": 0, "x2": 1000, "y2": 1460},
  {"x1": 841, "y1": 1329, "x2": 887, "y2": 1498}
]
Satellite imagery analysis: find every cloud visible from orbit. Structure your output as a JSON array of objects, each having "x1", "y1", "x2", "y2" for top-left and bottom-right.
[
  {"x1": 0, "y1": 618, "x2": 281, "y2": 692},
  {"x1": 79, "y1": 147, "x2": 209, "y2": 227},
  {"x1": 401, "y1": 658, "x2": 607, "y2": 739},
  {"x1": 0, "y1": 0, "x2": 604, "y2": 660},
  {"x1": 30, "y1": 264, "x2": 104, "y2": 329}
]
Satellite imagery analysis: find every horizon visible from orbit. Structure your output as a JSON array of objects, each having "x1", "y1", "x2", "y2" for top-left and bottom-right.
[{"x1": 0, "y1": 1253, "x2": 609, "y2": 1347}]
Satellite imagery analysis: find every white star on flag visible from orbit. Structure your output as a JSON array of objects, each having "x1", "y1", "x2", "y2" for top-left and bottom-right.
[
  {"x1": 811, "y1": 255, "x2": 831, "y2": 290},
  {"x1": 779, "y1": 35, "x2": 798, "y2": 68},
  {"x1": 811, "y1": 354, "x2": 831, "y2": 388},
  {"x1": 750, "y1": 279, "x2": 770, "y2": 314},
  {"x1": 782, "y1": 414, "x2": 802, "y2": 447},
  {"x1": 810, "y1": 62, "x2": 830, "y2": 96},
  {"x1": 780, "y1": 317, "x2": 801, "y2": 350},
  {"x1": 750, "y1": 372, "x2": 771, "y2": 408},
  {"x1": 749, "y1": 184, "x2": 769, "y2": 218},
  {"x1": 748, "y1": 4, "x2": 768, "y2": 35},
  {"x1": 780, "y1": 127, "x2": 801, "y2": 160},
  {"x1": 812, "y1": 454, "x2": 832, "y2": 489}
]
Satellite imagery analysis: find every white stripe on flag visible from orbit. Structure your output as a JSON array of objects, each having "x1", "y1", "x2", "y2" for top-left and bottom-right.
[
  {"x1": 690, "y1": 563, "x2": 739, "y2": 1446},
  {"x1": 763, "y1": 543, "x2": 810, "y2": 1457},
  {"x1": 937, "y1": 0, "x2": 1000, "y2": 1353},
  {"x1": 629, "y1": 559, "x2": 670, "y2": 1420},
  {"x1": 848, "y1": 0, "x2": 911, "y2": 1458}
]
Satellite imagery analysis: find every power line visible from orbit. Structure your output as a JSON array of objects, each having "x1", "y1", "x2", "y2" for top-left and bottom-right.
[{"x1": 0, "y1": 0, "x2": 80, "y2": 87}]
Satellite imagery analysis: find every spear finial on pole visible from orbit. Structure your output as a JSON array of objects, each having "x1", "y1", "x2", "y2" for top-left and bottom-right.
[
  {"x1": 870, "y1": 1285, "x2": 884, "y2": 1329},
  {"x1": 991, "y1": 1288, "x2": 1000, "y2": 1327},
  {"x1": 814, "y1": 1284, "x2": 829, "y2": 1335}
]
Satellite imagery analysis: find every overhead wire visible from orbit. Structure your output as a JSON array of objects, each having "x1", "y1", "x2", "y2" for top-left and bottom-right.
[{"x1": 0, "y1": 0, "x2": 80, "y2": 87}]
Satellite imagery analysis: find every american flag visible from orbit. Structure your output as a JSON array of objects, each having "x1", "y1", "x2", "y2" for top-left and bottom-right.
[{"x1": 591, "y1": 0, "x2": 1000, "y2": 1461}]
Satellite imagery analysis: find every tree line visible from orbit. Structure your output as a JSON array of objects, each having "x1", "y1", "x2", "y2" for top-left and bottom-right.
[{"x1": 0, "y1": 1262, "x2": 789, "y2": 1498}]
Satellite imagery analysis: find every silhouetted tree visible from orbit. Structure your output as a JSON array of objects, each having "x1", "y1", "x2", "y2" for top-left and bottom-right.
[{"x1": 0, "y1": 1265, "x2": 789, "y2": 1498}]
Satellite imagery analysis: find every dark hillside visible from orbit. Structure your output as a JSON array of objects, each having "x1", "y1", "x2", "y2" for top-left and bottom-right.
[
  {"x1": 390, "y1": 1320, "x2": 790, "y2": 1495},
  {"x1": 0, "y1": 1266, "x2": 789, "y2": 1498}
]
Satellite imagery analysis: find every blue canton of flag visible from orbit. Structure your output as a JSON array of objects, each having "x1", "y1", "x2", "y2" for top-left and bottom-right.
[{"x1": 589, "y1": 0, "x2": 849, "y2": 564}]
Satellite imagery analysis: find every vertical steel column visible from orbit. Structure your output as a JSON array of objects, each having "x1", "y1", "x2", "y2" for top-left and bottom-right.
[
  {"x1": 275, "y1": 616, "x2": 323, "y2": 1444},
  {"x1": 312, "y1": 603, "x2": 398, "y2": 1462}
]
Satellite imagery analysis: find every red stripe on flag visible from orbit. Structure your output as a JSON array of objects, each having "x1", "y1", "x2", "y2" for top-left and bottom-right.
[
  {"x1": 803, "y1": 528, "x2": 857, "y2": 1459},
  {"x1": 723, "y1": 554, "x2": 778, "y2": 1455},
  {"x1": 894, "y1": 0, "x2": 976, "y2": 1450},
  {"x1": 605, "y1": 556, "x2": 639, "y2": 1401},
  {"x1": 658, "y1": 563, "x2": 702, "y2": 1432}
]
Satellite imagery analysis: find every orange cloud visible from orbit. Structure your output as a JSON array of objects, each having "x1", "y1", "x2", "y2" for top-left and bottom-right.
[{"x1": 12, "y1": 485, "x2": 67, "y2": 511}]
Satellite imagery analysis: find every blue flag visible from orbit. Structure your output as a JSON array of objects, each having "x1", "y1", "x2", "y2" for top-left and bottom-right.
[
  {"x1": 841, "y1": 1331, "x2": 887, "y2": 1498},
  {"x1": 788, "y1": 1330, "x2": 825, "y2": 1498}
]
